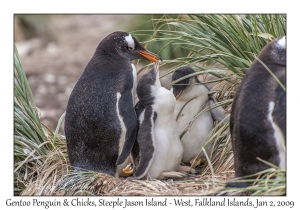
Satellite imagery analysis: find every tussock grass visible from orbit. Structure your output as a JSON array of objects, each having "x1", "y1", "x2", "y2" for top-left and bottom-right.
[
  {"x1": 215, "y1": 161, "x2": 286, "y2": 196},
  {"x1": 14, "y1": 45, "x2": 51, "y2": 195},
  {"x1": 14, "y1": 14, "x2": 286, "y2": 196},
  {"x1": 14, "y1": 45, "x2": 66, "y2": 195}
]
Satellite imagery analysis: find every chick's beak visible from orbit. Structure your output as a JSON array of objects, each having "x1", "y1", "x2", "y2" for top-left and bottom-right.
[
  {"x1": 175, "y1": 90, "x2": 183, "y2": 100},
  {"x1": 139, "y1": 50, "x2": 162, "y2": 62},
  {"x1": 154, "y1": 61, "x2": 160, "y2": 73}
]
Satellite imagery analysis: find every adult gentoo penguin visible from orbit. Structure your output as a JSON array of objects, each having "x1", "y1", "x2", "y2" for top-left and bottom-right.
[
  {"x1": 172, "y1": 66, "x2": 228, "y2": 165},
  {"x1": 228, "y1": 36, "x2": 286, "y2": 188},
  {"x1": 65, "y1": 31, "x2": 161, "y2": 177},
  {"x1": 132, "y1": 63, "x2": 184, "y2": 179}
]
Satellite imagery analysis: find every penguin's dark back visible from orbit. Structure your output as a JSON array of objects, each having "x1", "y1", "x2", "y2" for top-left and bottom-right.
[
  {"x1": 230, "y1": 36, "x2": 286, "y2": 178},
  {"x1": 65, "y1": 51, "x2": 134, "y2": 174}
]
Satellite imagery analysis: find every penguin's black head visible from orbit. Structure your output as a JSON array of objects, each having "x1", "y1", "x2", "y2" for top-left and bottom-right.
[
  {"x1": 136, "y1": 65, "x2": 158, "y2": 104},
  {"x1": 172, "y1": 66, "x2": 200, "y2": 100},
  {"x1": 258, "y1": 36, "x2": 286, "y2": 66},
  {"x1": 97, "y1": 31, "x2": 162, "y2": 62}
]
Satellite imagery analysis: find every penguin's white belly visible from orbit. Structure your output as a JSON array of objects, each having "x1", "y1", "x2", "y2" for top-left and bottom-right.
[
  {"x1": 175, "y1": 95, "x2": 214, "y2": 164},
  {"x1": 146, "y1": 87, "x2": 183, "y2": 179}
]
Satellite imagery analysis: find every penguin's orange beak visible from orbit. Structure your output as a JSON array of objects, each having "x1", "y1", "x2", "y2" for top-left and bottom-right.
[
  {"x1": 175, "y1": 90, "x2": 183, "y2": 100},
  {"x1": 139, "y1": 51, "x2": 162, "y2": 62}
]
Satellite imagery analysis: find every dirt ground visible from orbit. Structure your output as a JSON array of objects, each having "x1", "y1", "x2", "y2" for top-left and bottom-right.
[{"x1": 15, "y1": 15, "x2": 139, "y2": 133}]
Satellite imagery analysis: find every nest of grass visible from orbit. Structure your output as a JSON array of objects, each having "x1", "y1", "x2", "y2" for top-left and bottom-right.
[{"x1": 19, "y1": 134, "x2": 234, "y2": 196}]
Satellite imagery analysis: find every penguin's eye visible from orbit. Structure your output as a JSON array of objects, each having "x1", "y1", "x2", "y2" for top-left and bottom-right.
[{"x1": 128, "y1": 47, "x2": 135, "y2": 51}]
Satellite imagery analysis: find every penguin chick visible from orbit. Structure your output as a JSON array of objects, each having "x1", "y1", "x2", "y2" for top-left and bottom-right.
[
  {"x1": 228, "y1": 36, "x2": 286, "y2": 188},
  {"x1": 171, "y1": 66, "x2": 228, "y2": 165},
  {"x1": 65, "y1": 31, "x2": 161, "y2": 177},
  {"x1": 132, "y1": 64, "x2": 184, "y2": 179}
]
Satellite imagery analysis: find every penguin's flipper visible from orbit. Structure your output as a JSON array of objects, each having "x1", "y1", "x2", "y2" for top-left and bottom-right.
[
  {"x1": 116, "y1": 92, "x2": 138, "y2": 165},
  {"x1": 209, "y1": 96, "x2": 229, "y2": 124},
  {"x1": 269, "y1": 73, "x2": 286, "y2": 169},
  {"x1": 134, "y1": 106, "x2": 156, "y2": 179},
  {"x1": 272, "y1": 73, "x2": 286, "y2": 144}
]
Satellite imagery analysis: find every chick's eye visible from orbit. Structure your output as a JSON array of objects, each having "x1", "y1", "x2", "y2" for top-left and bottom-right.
[{"x1": 128, "y1": 47, "x2": 134, "y2": 51}]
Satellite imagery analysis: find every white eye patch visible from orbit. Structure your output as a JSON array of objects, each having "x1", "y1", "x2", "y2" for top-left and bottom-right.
[
  {"x1": 125, "y1": 34, "x2": 135, "y2": 49},
  {"x1": 277, "y1": 36, "x2": 286, "y2": 49}
]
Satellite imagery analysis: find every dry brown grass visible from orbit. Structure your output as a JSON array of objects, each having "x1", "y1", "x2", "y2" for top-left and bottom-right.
[{"x1": 19, "y1": 136, "x2": 234, "y2": 196}]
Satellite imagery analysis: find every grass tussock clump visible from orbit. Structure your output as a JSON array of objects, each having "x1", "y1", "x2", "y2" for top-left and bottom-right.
[
  {"x1": 15, "y1": 14, "x2": 286, "y2": 196},
  {"x1": 14, "y1": 45, "x2": 54, "y2": 195},
  {"x1": 216, "y1": 161, "x2": 286, "y2": 196}
]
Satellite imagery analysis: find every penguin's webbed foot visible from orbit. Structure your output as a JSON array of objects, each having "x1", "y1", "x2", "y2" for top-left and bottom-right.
[{"x1": 120, "y1": 163, "x2": 133, "y2": 177}]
